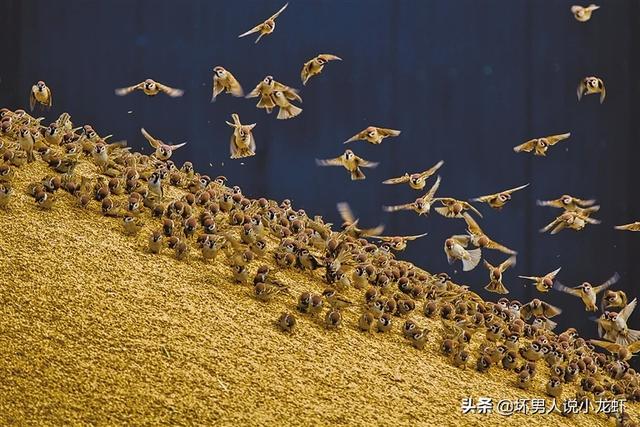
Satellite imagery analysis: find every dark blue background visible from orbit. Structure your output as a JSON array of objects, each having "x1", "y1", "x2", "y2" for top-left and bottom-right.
[{"x1": 2, "y1": 0, "x2": 640, "y2": 342}]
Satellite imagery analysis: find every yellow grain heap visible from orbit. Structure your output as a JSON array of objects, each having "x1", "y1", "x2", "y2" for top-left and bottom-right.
[{"x1": 0, "y1": 130, "x2": 637, "y2": 426}]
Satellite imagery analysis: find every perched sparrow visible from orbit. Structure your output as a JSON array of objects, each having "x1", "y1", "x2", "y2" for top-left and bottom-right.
[
  {"x1": 483, "y1": 256, "x2": 517, "y2": 294},
  {"x1": 546, "y1": 377, "x2": 563, "y2": 398},
  {"x1": 518, "y1": 267, "x2": 562, "y2": 293},
  {"x1": 358, "y1": 311, "x2": 376, "y2": 333},
  {"x1": 554, "y1": 272, "x2": 619, "y2": 311},
  {"x1": 615, "y1": 222, "x2": 640, "y2": 232},
  {"x1": 382, "y1": 160, "x2": 444, "y2": 190},
  {"x1": 324, "y1": 308, "x2": 342, "y2": 329},
  {"x1": 272, "y1": 90, "x2": 302, "y2": 120},
  {"x1": 238, "y1": 2, "x2": 288, "y2": 43},
  {"x1": 470, "y1": 183, "x2": 529, "y2": 210},
  {"x1": 277, "y1": 312, "x2": 296, "y2": 333},
  {"x1": 122, "y1": 215, "x2": 144, "y2": 235},
  {"x1": 344, "y1": 126, "x2": 401, "y2": 145},
  {"x1": 336, "y1": 202, "x2": 384, "y2": 237},
  {"x1": 519, "y1": 298, "x2": 562, "y2": 320},
  {"x1": 300, "y1": 54, "x2": 342, "y2": 85},
  {"x1": 571, "y1": 4, "x2": 600, "y2": 22},
  {"x1": 383, "y1": 176, "x2": 441, "y2": 215},
  {"x1": 34, "y1": 190, "x2": 55, "y2": 209},
  {"x1": 253, "y1": 281, "x2": 288, "y2": 302},
  {"x1": 452, "y1": 349, "x2": 470, "y2": 369},
  {"x1": 17, "y1": 127, "x2": 37, "y2": 162},
  {"x1": 115, "y1": 79, "x2": 184, "y2": 97},
  {"x1": 148, "y1": 230, "x2": 164, "y2": 254},
  {"x1": 30, "y1": 80, "x2": 52, "y2": 110},
  {"x1": 140, "y1": 128, "x2": 186, "y2": 161},
  {"x1": 376, "y1": 313, "x2": 393, "y2": 332},
  {"x1": 444, "y1": 237, "x2": 482, "y2": 271},
  {"x1": 513, "y1": 132, "x2": 571, "y2": 156},
  {"x1": 226, "y1": 113, "x2": 256, "y2": 159},
  {"x1": 455, "y1": 213, "x2": 517, "y2": 255},
  {"x1": 148, "y1": 172, "x2": 164, "y2": 201},
  {"x1": 0, "y1": 183, "x2": 12, "y2": 209},
  {"x1": 577, "y1": 76, "x2": 605, "y2": 103},
  {"x1": 211, "y1": 66, "x2": 243, "y2": 102},
  {"x1": 407, "y1": 328, "x2": 429, "y2": 350}
]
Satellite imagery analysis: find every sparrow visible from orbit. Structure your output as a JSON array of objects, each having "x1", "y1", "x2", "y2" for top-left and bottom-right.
[
  {"x1": 246, "y1": 75, "x2": 301, "y2": 113},
  {"x1": 226, "y1": 113, "x2": 256, "y2": 159},
  {"x1": 554, "y1": 272, "x2": 620, "y2": 311},
  {"x1": 407, "y1": 329, "x2": 428, "y2": 350},
  {"x1": 0, "y1": 183, "x2": 12, "y2": 209},
  {"x1": 518, "y1": 267, "x2": 562, "y2": 293},
  {"x1": 277, "y1": 312, "x2": 296, "y2": 333},
  {"x1": 316, "y1": 149, "x2": 379, "y2": 180},
  {"x1": 148, "y1": 230, "x2": 164, "y2": 254},
  {"x1": 376, "y1": 313, "x2": 393, "y2": 332},
  {"x1": 324, "y1": 308, "x2": 342, "y2": 329},
  {"x1": 470, "y1": 184, "x2": 529, "y2": 210},
  {"x1": 520, "y1": 298, "x2": 562, "y2": 320},
  {"x1": 336, "y1": 202, "x2": 385, "y2": 237},
  {"x1": 577, "y1": 76, "x2": 606, "y2": 103},
  {"x1": 588, "y1": 340, "x2": 640, "y2": 361},
  {"x1": 546, "y1": 376, "x2": 563, "y2": 398},
  {"x1": 253, "y1": 281, "x2": 288, "y2": 302},
  {"x1": 17, "y1": 127, "x2": 37, "y2": 162},
  {"x1": 383, "y1": 176, "x2": 441, "y2": 215},
  {"x1": 238, "y1": 2, "x2": 288, "y2": 43},
  {"x1": 382, "y1": 160, "x2": 444, "y2": 190},
  {"x1": 433, "y1": 198, "x2": 483, "y2": 219},
  {"x1": 34, "y1": 190, "x2": 55, "y2": 210},
  {"x1": 596, "y1": 298, "x2": 640, "y2": 346},
  {"x1": 571, "y1": 4, "x2": 600, "y2": 22},
  {"x1": 300, "y1": 54, "x2": 342, "y2": 85},
  {"x1": 115, "y1": 79, "x2": 184, "y2": 97},
  {"x1": 30, "y1": 80, "x2": 52, "y2": 110},
  {"x1": 444, "y1": 236, "x2": 482, "y2": 271},
  {"x1": 211, "y1": 66, "x2": 243, "y2": 102},
  {"x1": 602, "y1": 290, "x2": 628, "y2": 310},
  {"x1": 371, "y1": 232, "x2": 428, "y2": 252},
  {"x1": 483, "y1": 256, "x2": 517, "y2": 294},
  {"x1": 454, "y1": 213, "x2": 517, "y2": 255},
  {"x1": 122, "y1": 215, "x2": 144, "y2": 235},
  {"x1": 272, "y1": 90, "x2": 302, "y2": 120},
  {"x1": 147, "y1": 172, "x2": 164, "y2": 201},
  {"x1": 537, "y1": 194, "x2": 596, "y2": 212},
  {"x1": 513, "y1": 132, "x2": 571, "y2": 156},
  {"x1": 539, "y1": 211, "x2": 600, "y2": 234},
  {"x1": 140, "y1": 128, "x2": 186, "y2": 161},
  {"x1": 343, "y1": 126, "x2": 401, "y2": 145},
  {"x1": 358, "y1": 311, "x2": 376, "y2": 333},
  {"x1": 615, "y1": 222, "x2": 640, "y2": 232}
]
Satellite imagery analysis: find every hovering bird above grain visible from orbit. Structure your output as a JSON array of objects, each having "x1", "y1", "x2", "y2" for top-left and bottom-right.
[
  {"x1": 372, "y1": 232, "x2": 428, "y2": 252},
  {"x1": 518, "y1": 267, "x2": 562, "y2": 293},
  {"x1": 513, "y1": 133, "x2": 571, "y2": 156},
  {"x1": 337, "y1": 202, "x2": 384, "y2": 237},
  {"x1": 382, "y1": 160, "x2": 444, "y2": 190},
  {"x1": 344, "y1": 126, "x2": 401, "y2": 145},
  {"x1": 29, "y1": 81, "x2": 52, "y2": 111},
  {"x1": 238, "y1": 2, "x2": 288, "y2": 43},
  {"x1": 470, "y1": 183, "x2": 529, "y2": 210},
  {"x1": 115, "y1": 79, "x2": 184, "y2": 97},
  {"x1": 140, "y1": 128, "x2": 187, "y2": 161},
  {"x1": 383, "y1": 176, "x2": 441, "y2": 215},
  {"x1": 577, "y1": 76, "x2": 605, "y2": 103},
  {"x1": 316, "y1": 149, "x2": 378, "y2": 180},
  {"x1": 211, "y1": 66, "x2": 243, "y2": 102},
  {"x1": 615, "y1": 222, "x2": 640, "y2": 232},
  {"x1": 443, "y1": 236, "x2": 482, "y2": 272},
  {"x1": 554, "y1": 272, "x2": 620, "y2": 311},
  {"x1": 433, "y1": 198, "x2": 483, "y2": 219},
  {"x1": 456, "y1": 212, "x2": 518, "y2": 255},
  {"x1": 537, "y1": 194, "x2": 596, "y2": 212},
  {"x1": 226, "y1": 113, "x2": 256, "y2": 159},
  {"x1": 272, "y1": 90, "x2": 302, "y2": 120},
  {"x1": 246, "y1": 75, "x2": 301, "y2": 114},
  {"x1": 483, "y1": 256, "x2": 517, "y2": 294},
  {"x1": 571, "y1": 4, "x2": 600, "y2": 22},
  {"x1": 301, "y1": 54, "x2": 342, "y2": 85},
  {"x1": 539, "y1": 210, "x2": 600, "y2": 234}
]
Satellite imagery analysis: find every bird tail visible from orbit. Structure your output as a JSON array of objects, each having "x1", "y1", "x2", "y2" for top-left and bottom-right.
[
  {"x1": 617, "y1": 329, "x2": 640, "y2": 346},
  {"x1": 351, "y1": 168, "x2": 365, "y2": 180},
  {"x1": 484, "y1": 281, "x2": 509, "y2": 294},
  {"x1": 462, "y1": 248, "x2": 482, "y2": 271},
  {"x1": 277, "y1": 104, "x2": 302, "y2": 120}
]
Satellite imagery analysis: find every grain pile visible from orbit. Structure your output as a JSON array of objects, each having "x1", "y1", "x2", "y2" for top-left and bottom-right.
[{"x1": 0, "y1": 159, "x2": 637, "y2": 426}]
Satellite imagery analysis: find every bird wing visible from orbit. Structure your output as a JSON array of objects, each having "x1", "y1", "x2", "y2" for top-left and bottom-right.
[
  {"x1": 355, "y1": 157, "x2": 379, "y2": 168},
  {"x1": 140, "y1": 128, "x2": 159, "y2": 149},
  {"x1": 539, "y1": 216, "x2": 562, "y2": 233},
  {"x1": 450, "y1": 235, "x2": 471, "y2": 247},
  {"x1": 546, "y1": 267, "x2": 562, "y2": 280},
  {"x1": 546, "y1": 133, "x2": 571, "y2": 146},
  {"x1": 269, "y1": 2, "x2": 288, "y2": 20},
  {"x1": 485, "y1": 238, "x2": 518, "y2": 256},
  {"x1": 156, "y1": 82, "x2": 184, "y2": 97},
  {"x1": 29, "y1": 88, "x2": 36, "y2": 111},
  {"x1": 513, "y1": 139, "x2": 536, "y2": 153},
  {"x1": 462, "y1": 201, "x2": 483, "y2": 217},
  {"x1": 553, "y1": 281, "x2": 582, "y2": 297},
  {"x1": 403, "y1": 232, "x2": 429, "y2": 241},
  {"x1": 382, "y1": 174, "x2": 410, "y2": 185},
  {"x1": 503, "y1": 183, "x2": 530, "y2": 195},
  {"x1": 383, "y1": 203, "x2": 414, "y2": 212},
  {"x1": 115, "y1": 82, "x2": 144, "y2": 96},
  {"x1": 577, "y1": 79, "x2": 586, "y2": 100},
  {"x1": 462, "y1": 212, "x2": 483, "y2": 236},
  {"x1": 336, "y1": 202, "x2": 356, "y2": 225},
  {"x1": 541, "y1": 301, "x2": 562, "y2": 317},
  {"x1": 226, "y1": 74, "x2": 244, "y2": 97},
  {"x1": 376, "y1": 127, "x2": 401, "y2": 137},
  {"x1": 499, "y1": 256, "x2": 516, "y2": 272},
  {"x1": 593, "y1": 272, "x2": 620, "y2": 294},
  {"x1": 418, "y1": 160, "x2": 444, "y2": 179},
  {"x1": 167, "y1": 142, "x2": 187, "y2": 150},
  {"x1": 317, "y1": 54, "x2": 342, "y2": 62},
  {"x1": 316, "y1": 157, "x2": 343, "y2": 167},
  {"x1": 470, "y1": 193, "x2": 497, "y2": 203},
  {"x1": 619, "y1": 298, "x2": 638, "y2": 322},
  {"x1": 422, "y1": 175, "x2": 442, "y2": 202},
  {"x1": 536, "y1": 198, "x2": 564, "y2": 208},
  {"x1": 343, "y1": 129, "x2": 367, "y2": 144},
  {"x1": 238, "y1": 23, "x2": 263, "y2": 38},
  {"x1": 588, "y1": 339, "x2": 621, "y2": 354},
  {"x1": 300, "y1": 61, "x2": 313, "y2": 85}
]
